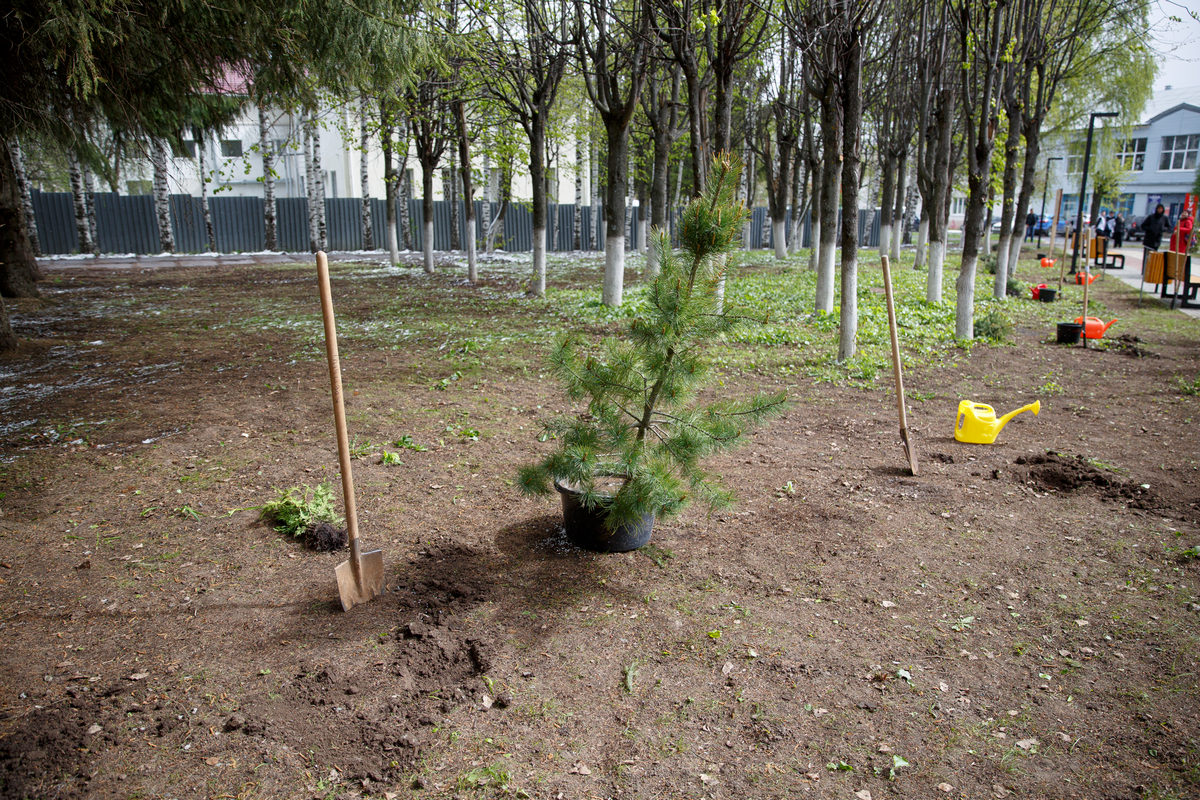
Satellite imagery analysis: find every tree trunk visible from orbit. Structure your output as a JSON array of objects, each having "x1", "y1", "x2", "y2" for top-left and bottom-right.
[
  {"x1": 808, "y1": 159, "x2": 821, "y2": 269},
  {"x1": 994, "y1": 106, "x2": 1022, "y2": 300},
  {"x1": 399, "y1": 167, "x2": 414, "y2": 251},
  {"x1": 82, "y1": 167, "x2": 98, "y2": 251},
  {"x1": 259, "y1": 106, "x2": 277, "y2": 251},
  {"x1": 0, "y1": 136, "x2": 39, "y2": 298},
  {"x1": 647, "y1": 129, "x2": 670, "y2": 278},
  {"x1": 589, "y1": 129, "x2": 600, "y2": 250},
  {"x1": 601, "y1": 117, "x2": 630, "y2": 306},
  {"x1": 878, "y1": 154, "x2": 896, "y2": 260},
  {"x1": 360, "y1": 96, "x2": 374, "y2": 251},
  {"x1": 790, "y1": 155, "x2": 806, "y2": 255},
  {"x1": 151, "y1": 139, "x2": 174, "y2": 253},
  {"x1": 683, "y1": 65, "x2": 707, "y2": 195},
  {"x1": 838, "y1": 30, "x2": 863, "y2": 362},
  {"x1": 815, "y1": 95, "x2": 840, "y2": 314},
  {"x1": 421, "y1": 157, "x2": 436, "y2": 273},
  {"x1": 573, "y1": 134, "x2": 583, "y2": 250},
  {"x1": 445, "y1": 166, "x2": 460, "y2": 252},
  {"x1": 0, "y1": 295, "x2": 16, "y2": 352},
  {"x1": 68, "y1": 150, "x2": 95, "y2": 254},
  {"x1": 529, "y1": 114, "x2": 548, "y2": 296},
  {"x1": 382, "y1": 118, "x2": 399, "y2": 264},
  {"x1": 1008, "y1": 124, "x2": 1041, "y2": 281},
  {"x1": 480, "y1": 151, "x2": 493, "y2": 253},
  {"x1": 915, "y1": 217, "x2": 929, "y2": 270},
  {"x1": 10, "y1": 140, "x2": 39, "y2": 257},
  {"x1": 891, "y1": 152, "x2": 907, "y2": 260},
  {"x1": 304, "y1": 117, "x2": 318, "y2": 251},
  {"x1": 193, "y1": 129, "x2": 216, "y2": 252},
  {"x1": 957, "y1": 172, "x2": 990, "y2": 338},
  {"x1": 311, "y1": 112, "x2": 327, "y2": 251},
  {"x1": 453, "y1": 99, "x2": 477, "y2": 282}
]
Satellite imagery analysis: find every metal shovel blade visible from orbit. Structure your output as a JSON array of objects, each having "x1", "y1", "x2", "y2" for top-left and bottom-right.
[{"x1": 335, "y1": 549, "x2": 384, "y2": 612}]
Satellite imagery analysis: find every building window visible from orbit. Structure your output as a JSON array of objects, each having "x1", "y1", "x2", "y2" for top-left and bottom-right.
[
  {"x1": 174, "y1": 140, "x2": 197, "y2": 158},
  {"x1": 950, "y1": 196, "x2": 965, "y2": 215},
  {"x1": 1117, "y1": 138, "x2": 1146, "y2": 171},
  {"x1": 1159, "y1": 134, "x2": 1199, "y2": 171},
  {"x1": 220, "y1": 139, "x2": 243, "y2": 158}
]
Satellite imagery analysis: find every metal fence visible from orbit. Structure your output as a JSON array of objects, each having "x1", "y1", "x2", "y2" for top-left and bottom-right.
[{"x1": 29, "y1": 190, "x2": 879, "y2": 256}]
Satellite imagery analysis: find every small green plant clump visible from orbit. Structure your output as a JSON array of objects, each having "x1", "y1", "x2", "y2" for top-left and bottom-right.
[
  {"x1": 260, "y1": 482, "x2": 343, "y2": 538},
  {"x1": 973, "y1": 307, "x2": 1013, "y2": 342},
  {"x1": 517, "y1": 154, "x2": 786, "y2": 532}
]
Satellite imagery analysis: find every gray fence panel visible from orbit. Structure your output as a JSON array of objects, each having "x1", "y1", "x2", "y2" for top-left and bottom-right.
[
  {"x1": 276, "y1": 198, "x2": 309, "y2": 251},
  {"x1": 93, "y1": 193, "x2": 155, "y2": 253},
  {"x1": 211, "y1": 196, "x2": 265, "y2": 252},
  {"x1": 369, "y1": 198, "x2": 387, "y2": 249},
  {"x1": 324, "y1": 198, "x2": 360, "y2": 251},
  {"x1": 170, "y1": 195, "x2": 208, "y2": 252},
  {"x1": 31, "y1": 191, "x2": 78, "y2": 254}
]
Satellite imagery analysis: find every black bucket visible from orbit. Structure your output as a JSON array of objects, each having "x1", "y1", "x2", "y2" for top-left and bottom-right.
[
  {"x1": 1039, "y1": 287, "x2": 1057, "y2": 302},
  {"x1": 1056, "y1": 322, "x2": 1083, "y2": 344},
  {"x1": 554, "y1": 480, "x2": 654, "y2": 552}
]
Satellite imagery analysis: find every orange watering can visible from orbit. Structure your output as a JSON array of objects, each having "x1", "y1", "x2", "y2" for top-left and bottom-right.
[
  {"x1": 955, "y1": 400, "x2": 1041, "y2": 444},
  {"x1": 1030, "y1": 283, "x2": 1048, "y2": 300},
  {"x1": 1074, "y1": 316, "x2": 1117, "y2": 339},
  {"x1": 1075, "y1": 271, "x2": 1096, "y2": 285},
  {"x1": 1040, "y1": 257, "x2": 1055, "y2": 268}
]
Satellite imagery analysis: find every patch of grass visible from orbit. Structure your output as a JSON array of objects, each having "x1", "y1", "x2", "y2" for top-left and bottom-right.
[
  {"x1": 259, "y1": 482, "x2": 342, "y2": 538},
  {"x1": 973, "y1": 308, "x2": 1013, "y2": 342},
  {"x1": 1173, "y1": 375, "x2": 1200, "y2": 396}
]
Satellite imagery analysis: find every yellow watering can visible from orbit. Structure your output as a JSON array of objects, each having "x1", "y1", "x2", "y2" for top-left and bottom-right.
[{"x1": 955, "y1": 400, "x2": 1040, "y2": 444}]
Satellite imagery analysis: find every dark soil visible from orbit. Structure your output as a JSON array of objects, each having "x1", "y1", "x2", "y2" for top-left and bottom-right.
[
  {"x1": 304, "y1": 522, "x2": 349, "y2": 552},
  {"x1": 1, "y1": 255, "x2": 1199, "y2": 800}
]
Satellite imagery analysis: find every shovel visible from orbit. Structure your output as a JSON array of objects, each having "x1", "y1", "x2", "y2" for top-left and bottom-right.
[
  {"x1": 881, "y1": 256, "x2": 918, "y2": 476},
  {"x1": 316, "y1": 252, "x2": 384, "y2": 611}
]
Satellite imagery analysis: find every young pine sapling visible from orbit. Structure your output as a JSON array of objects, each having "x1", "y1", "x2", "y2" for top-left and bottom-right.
[{"x1": 518, "y1": 154, "x2": 786, "y2": 533}]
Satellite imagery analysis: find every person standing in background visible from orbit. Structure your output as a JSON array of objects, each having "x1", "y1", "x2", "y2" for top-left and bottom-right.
[
  {"x1": 1143, "y1": 203, "x2": 1171, "y2": 252},
  {"x1": 1170, "y1": 209, "x2": 1193, "y2": 254},
  {"x1": 1112, "y1": 213, "x2": 1126, "y2": 248}
]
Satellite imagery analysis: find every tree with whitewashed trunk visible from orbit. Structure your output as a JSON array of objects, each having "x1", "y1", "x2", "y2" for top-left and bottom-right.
[
  {"x1": 954, "y1": 0, "x2": 1013, "y2": 339},
  {"x1": 576, "y1": 0, "x2": 652, "y2": 306},
  {"x1": 151, "y1": 138, "x2": 174, "y2": 253},
  {"x1": 474, "y1": 0, "x2": 574, "y2": 297},
  {"x1": 407, "y1": 75, "x2": 449, "y2": 274},
  {"x1": 913, "y1": 0, "x2": 954, "y2": 301},
  {"x1": 452, "y1": 98, "x2": 479, "y2": 282}
]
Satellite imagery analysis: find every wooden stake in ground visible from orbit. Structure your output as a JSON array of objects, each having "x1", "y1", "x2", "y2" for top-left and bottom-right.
[{"x1": 881, "y1": 256, "x2": 918, "y2": 475}]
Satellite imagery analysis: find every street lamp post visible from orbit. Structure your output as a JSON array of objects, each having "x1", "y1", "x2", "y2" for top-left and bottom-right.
[
  {"x1": 1071, "y1": 110, "x2": 1118, "y2": 349},
  {"x1": 1037, "y1": 156, "x2": 1062, "y2": 250}
]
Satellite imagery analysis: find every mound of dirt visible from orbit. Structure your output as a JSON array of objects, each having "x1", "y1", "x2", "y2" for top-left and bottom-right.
[
  {"x1": 302, "y1": 521, "x2": 347, "y2": 551},
  {"x1": 1011, "y1": 451, "x2": 1156, "y2": 508},
  {"x1": 1107, "y1": 333, "x2": 1159, "y2": 358},
  {"x1": 0, "y1": 697, "x2": 98, "y2": 799}
]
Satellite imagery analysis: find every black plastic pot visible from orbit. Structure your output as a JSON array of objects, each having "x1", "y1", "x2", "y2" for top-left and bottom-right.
[
  {"x1": 1038, "y1": 287, "x2": 1057, "y2": 302},
  {"x1": 553, "y1": 480, "x2": 654, "y2": 552},
  {"x1": 1056, "y1": 322, "x2": 1083, "y2": 345}
]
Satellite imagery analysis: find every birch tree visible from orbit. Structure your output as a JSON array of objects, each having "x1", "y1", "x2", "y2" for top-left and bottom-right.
[{"x1": 151, "y1": 138, "x2": 175, "y2": 252}]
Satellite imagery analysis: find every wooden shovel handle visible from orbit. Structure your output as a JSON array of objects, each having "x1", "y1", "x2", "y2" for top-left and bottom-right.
[
  {"x1": 316, "y1": 252, "x2": 362, "y2": 565},
  {"x1": 881, "y1": 256, "x2": 917, "y2": 475}
]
